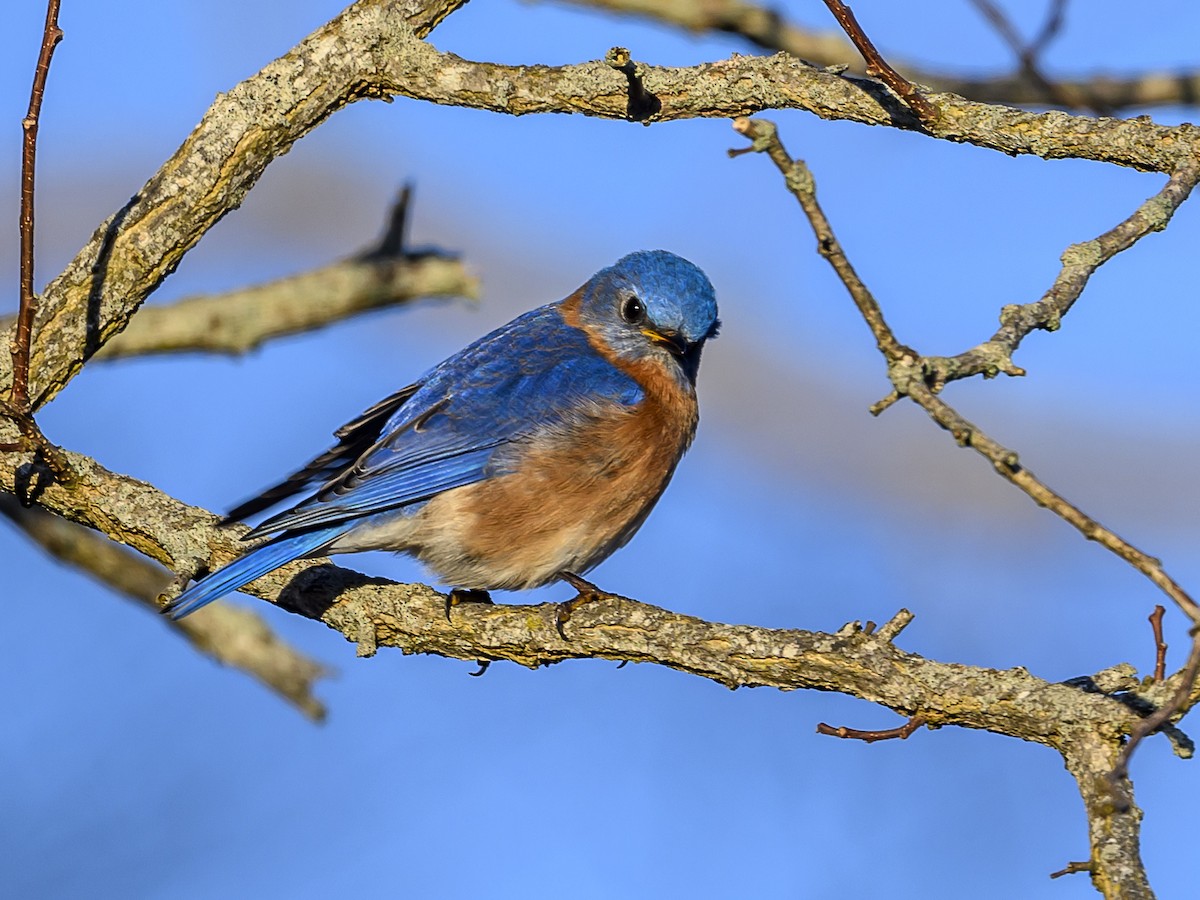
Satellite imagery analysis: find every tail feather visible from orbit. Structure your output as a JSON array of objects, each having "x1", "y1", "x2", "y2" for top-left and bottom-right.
[{"x1": 164, "y1": 525, "x2": 349, "y2": 619}]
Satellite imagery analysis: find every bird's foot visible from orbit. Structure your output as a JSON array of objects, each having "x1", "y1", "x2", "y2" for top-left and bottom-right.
[
  {"x1": 555, "y1": 571, "x2": 609, "y2": 639},
  {"x1": 445, "y1": 588, "x2": 493, "y2": 622}
]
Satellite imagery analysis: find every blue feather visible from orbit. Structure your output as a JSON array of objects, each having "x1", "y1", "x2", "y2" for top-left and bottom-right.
[{"x1": 244, "y1": 306, "x2": 642, "y2": 538}]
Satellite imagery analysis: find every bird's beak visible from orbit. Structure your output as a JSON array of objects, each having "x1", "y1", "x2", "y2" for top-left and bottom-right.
[{"x1": 642, "y1": 327, "x2": 689, "y2": 357}]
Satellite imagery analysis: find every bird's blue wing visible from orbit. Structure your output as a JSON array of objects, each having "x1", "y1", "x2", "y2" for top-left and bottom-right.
[
  {"x1": 225, "y1": 382, "x2": 422, "y2": 523},
  {"x1": 245, "y1": 305, "x2": 643, "y2": 538}
]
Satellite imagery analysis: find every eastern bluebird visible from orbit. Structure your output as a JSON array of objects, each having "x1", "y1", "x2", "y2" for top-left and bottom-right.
[{"x1": 165, "y1": 250, "x2": 719, "y2": 619}]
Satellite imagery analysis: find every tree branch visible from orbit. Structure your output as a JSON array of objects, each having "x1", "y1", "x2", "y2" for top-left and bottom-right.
[
  {"x1": 555, "y1": 0, "x2": 1200, "y2": 113},
  {"x1": 920, "y1": 161, "x2": 1200, "y2": 390},
  {"x1": 370, "y1": 43, "x2": 1197, "y2": 172},
  {"x1": 819, "y1": 0, "x2": 938, "y2": 124}
]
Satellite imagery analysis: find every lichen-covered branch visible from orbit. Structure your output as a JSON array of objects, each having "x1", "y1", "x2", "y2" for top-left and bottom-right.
[
  {"x1": 1063, "y1": 734, "x2": 1152, "y2": 899},
  {"x1": 0, "y1": 441, "x2": 1158, "y2": 748},
  {"x1": 921, "y1": 162, "x2": 1200, "y2": 389},
  {"x1": 0, "y1": 493, "x2": 327, "y2": 719},
  {"x1": 556, "y1": 0, "x2": 1200, "y2": 113},
  {"x1": 371, "y1": 43, "x2": 1197, "y2": 173}
]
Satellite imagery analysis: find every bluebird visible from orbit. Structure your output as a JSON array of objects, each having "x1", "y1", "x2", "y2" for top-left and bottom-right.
[{"x1": 164, "y1": 250, "x2": 719, "y2": 621}]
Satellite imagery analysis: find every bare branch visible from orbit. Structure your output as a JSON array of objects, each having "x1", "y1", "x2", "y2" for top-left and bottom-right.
[
  {"x1": 368, "y1": 44, "x2": 1197, "y2": 171},
  {"x1": 816, "y1": 714, "x2": 926, "y2": 743},
  {"x1": 1050, "y1": 861, "x2": 1092, "y2": 880},
  {"x1": 921, "y1": 162, "x2": 1200, "y2": 390},
  {"x1": 555, "y1": 0, "x2": 1200, "y2": 113},
  {"x1": 0, "y1": 442, "x2": 1158, "y2": 750},
  {"x1": 729, "y1": 117, "x2": 912, "y2": 364},
  {"x1": 10, "y1": 0, "x2": 62, "y2": 413},
  {"x1": 0, "y1": 493, "x2": 328, "y2": 719},
  {"x1": 1062, "y1": 734, "x2": 1152, "y2": 899}
]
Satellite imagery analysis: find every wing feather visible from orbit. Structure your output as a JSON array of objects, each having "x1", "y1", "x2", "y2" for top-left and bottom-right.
[{"x1": 243, "y1": 306, "x2": 642, "y2": 538}]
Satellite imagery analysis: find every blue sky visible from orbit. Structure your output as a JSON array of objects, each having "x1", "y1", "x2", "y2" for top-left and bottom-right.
[{"x1": 4, "y1": 2, "x2": 1200, "y2": 897}]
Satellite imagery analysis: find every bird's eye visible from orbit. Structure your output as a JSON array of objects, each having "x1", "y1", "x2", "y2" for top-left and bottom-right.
[{"x1": 620, "y1": 295, "x2": 646, "y2": 324}]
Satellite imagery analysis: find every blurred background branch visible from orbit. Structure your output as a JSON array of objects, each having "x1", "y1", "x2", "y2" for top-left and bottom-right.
[
  {"x1": 0, "y1": 188, "x2": 479, "y2": 361},
  {"x1": 0, "y1": 492, "x2": 328, "y2": 719}
]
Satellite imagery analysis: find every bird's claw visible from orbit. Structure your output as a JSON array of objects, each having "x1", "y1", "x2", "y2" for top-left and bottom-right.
[{"x1": 555, "y1": 571, "x2": 605, "y2": 639}]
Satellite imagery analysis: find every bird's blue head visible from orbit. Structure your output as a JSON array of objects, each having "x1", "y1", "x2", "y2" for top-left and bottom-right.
[{"x1": 578, "y1": 250, "x2": 720, "y2": 384}]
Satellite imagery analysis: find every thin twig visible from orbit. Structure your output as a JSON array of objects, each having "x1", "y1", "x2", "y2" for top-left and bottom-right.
[
  {"x1": 819, "y1": 0, "x2": 938, "y2": 124},
  {"x1": 921, "y1": 160, "x2": 1200, "y2": 390},
  {"x1": 729, "y1": 117, "x2": 912, "y2": 364},
  {"x1": 1149, "y1": 605, "x2": 1168, "y2": 682},
  {"x1": 817, "y1": 714, "x2": 926, "y2": 743},
  {"x1": 902, "y1": 382, "x2": 1200, "y2": 622},
  {"x1": 11, "y1": 0, "x2": 64, "y2": 413},
  {"x1": 371, "y1": 183, "x2": 413, "y2": 258},
  {"x1": 1049, "y1": 860, "x2": 1092, "y2": 880},
  {"x1": 1110, "y1": 632, "x2": 1200, "y2": 808}
]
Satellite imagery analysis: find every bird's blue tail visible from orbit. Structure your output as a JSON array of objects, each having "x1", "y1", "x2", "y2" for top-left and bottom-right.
[{"x1": 164, "y1": 525, "x2": 348, "y2": 619}]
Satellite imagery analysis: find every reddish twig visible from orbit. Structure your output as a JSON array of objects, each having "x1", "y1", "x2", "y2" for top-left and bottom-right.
[
  {"x1": 9, "y1": 0, "x2": 64, "y2": 413},
  {"x1": 1049, "y1": 861, "x2": 1092, "y2": 880},
  {"x1": 820, "y1": 0, "x2": 938, "y2": 124},
  {"x1": 1109, "y1": 632, "x2": 1200, "y2": 810},
  {"x1": 817, "y1": 714, "x2": 926, "y2": 744},
  {"x1": 1149, "y1": 605, "x2": 1168, "y2": 682}
]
